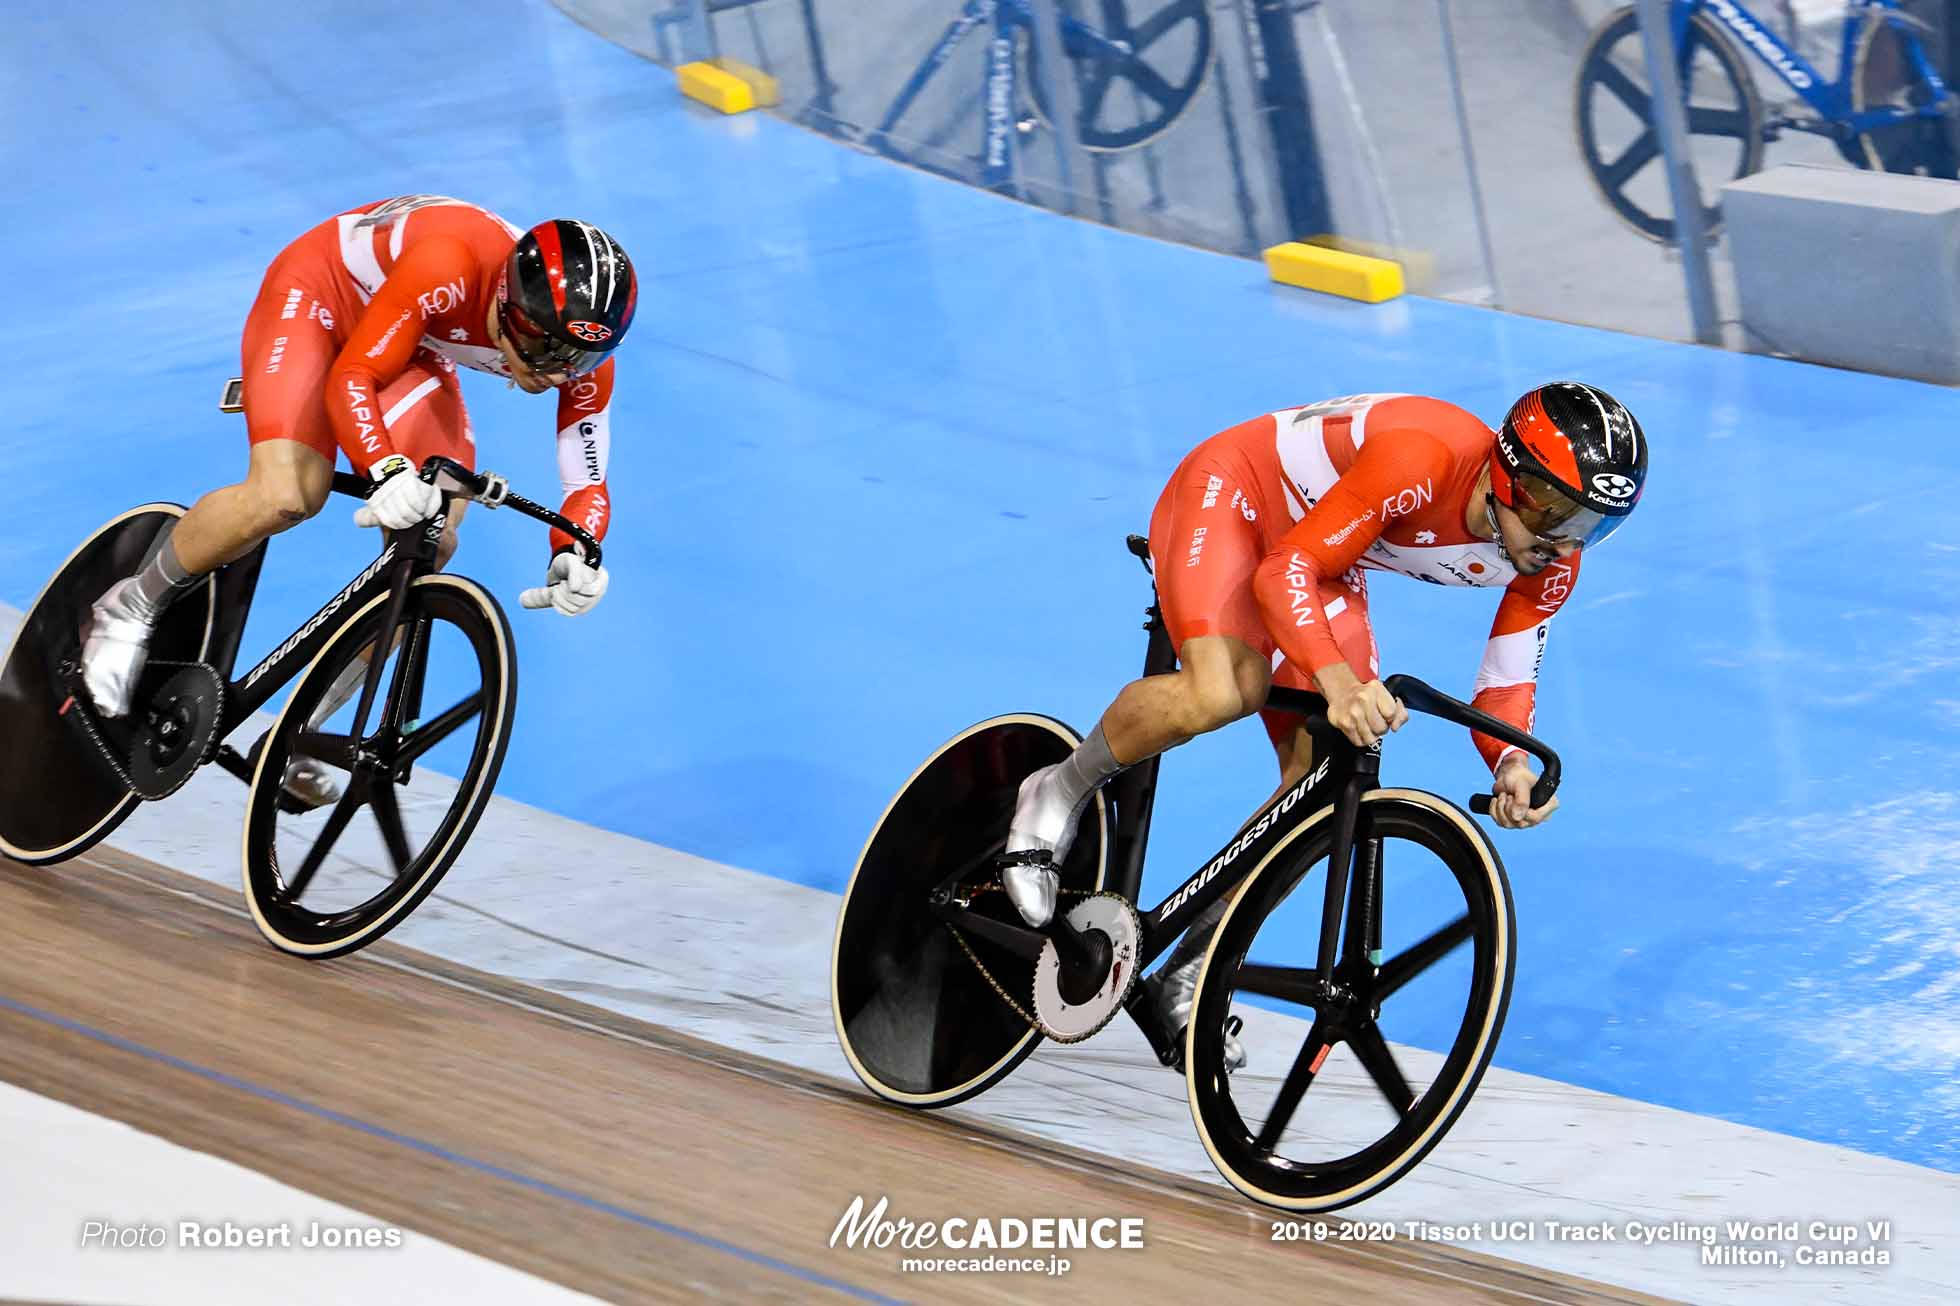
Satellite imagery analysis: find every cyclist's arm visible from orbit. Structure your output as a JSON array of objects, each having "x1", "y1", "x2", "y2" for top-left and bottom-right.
[
  {"x1": 325, "y1": 236, "x2": 475, "y2": 474},
  {"x1": 1253, "y1": 432, "x2": 1452, "y2": 679},
  {"x1": 1469, "y1": 554, "x2": 1581, "y2": 771},
  {"x1": 550, "y1": 357, "x2": 615, "y2": 556}
]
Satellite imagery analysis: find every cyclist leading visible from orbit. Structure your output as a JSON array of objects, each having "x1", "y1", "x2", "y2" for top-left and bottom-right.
[
  {"x1": 79, "y1": 195, "x2": 636, "y2": 802},
  {"x1": 1000, "y1": 385, "x2": 1649, "y2": 1066}
]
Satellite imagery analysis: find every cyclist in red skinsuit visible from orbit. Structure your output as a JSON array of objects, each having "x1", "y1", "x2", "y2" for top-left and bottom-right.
[
  {"x1": 998, "y1": 387, "x2": 1649, "y2": 1068},
  {"x1": 79, "y1": 196, "x2": 638, "y2": 799}
]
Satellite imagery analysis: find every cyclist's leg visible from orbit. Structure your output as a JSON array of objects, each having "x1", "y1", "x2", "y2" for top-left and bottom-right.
[
  {"x1": 1152, "y1": 574, "x2": 1375, "y2": 1069},
  {"x1": 290, "y1": 355, "x2": 475, "y2": 758},
  {"x1": 176, "y1": 259, "x2": 345, "y2": 574},
  {"x1": 1170, "y1": 572, "x2": 1377, "y2": 968},
  {"x1": 1003, "y1": 440, "x2": 1278, "y2": 924},
  {"x1": 81, "y1": 269, "x2": 337, "y2": 716}
]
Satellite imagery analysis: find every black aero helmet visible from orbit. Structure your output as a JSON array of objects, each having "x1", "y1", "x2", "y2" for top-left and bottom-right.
[
  {"x1": 1490, "y1": 381, "x2": 1648, "y2": 549},
  {"x1": 497, "y1": 219, "x2": 637, "y2": 377}
]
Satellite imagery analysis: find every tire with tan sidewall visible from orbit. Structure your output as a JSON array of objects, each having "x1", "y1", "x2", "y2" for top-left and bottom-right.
[
  {"x1": 1185, "y1": 788, "x2": 1514, "y2": 1212},
  {"x1": 241, "y1": 573, "x2": 514, "y2": 958}
]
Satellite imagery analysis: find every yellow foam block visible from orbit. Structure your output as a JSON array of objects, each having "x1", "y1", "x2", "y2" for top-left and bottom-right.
[
  {"x1": 709, "y1": 58, "x2": 779, "y2": 107},
  {"x1": 677, "y1": 59, "x2": 780, "y2": 115},
  {"x1": 1263, "y1": 241, "x2": 1405, "y2": 304},
  {"x1": 1303, "y1": 235, "x2": 1434, "y2": 291}
]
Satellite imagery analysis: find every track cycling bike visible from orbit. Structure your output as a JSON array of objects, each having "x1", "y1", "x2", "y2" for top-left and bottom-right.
[
  {"x1": 0, "y1": 419, "x2": 599, "y2": 959},
  {"x1": 831, "y1": 535, "x2": 1562, "y2": 1210},
  {"x1": 1576, "y1": 0, "x2": 1957, "y2": 241},
  {"x1": 857, "y1": 0, "x2": 1212, "y2": 191}
]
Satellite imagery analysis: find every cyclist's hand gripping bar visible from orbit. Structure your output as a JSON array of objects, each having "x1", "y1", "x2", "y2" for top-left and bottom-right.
[
  {"x1": 334, "y1": 457, "x2": 604, "y2": 567},
  {"x1": 1380, "y1": 674, "x2": 1561, "y2": 815}
]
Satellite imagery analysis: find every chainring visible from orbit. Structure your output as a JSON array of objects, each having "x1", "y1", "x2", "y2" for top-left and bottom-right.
[
  {"x1": 1033, "y1": 891, "x2": 1141, "y2": 1043},
  {"x1": 124, "y1": 663, "x2": 225, "y2": 801}
]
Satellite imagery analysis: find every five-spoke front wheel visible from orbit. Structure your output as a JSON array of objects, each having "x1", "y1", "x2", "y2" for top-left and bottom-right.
[
  {"x1": 1186, "y1": 789, "x2": 1515, "y2": 1211},
  {"x1": 242, "y1": 574, "x2": 516, "y2": 958}
]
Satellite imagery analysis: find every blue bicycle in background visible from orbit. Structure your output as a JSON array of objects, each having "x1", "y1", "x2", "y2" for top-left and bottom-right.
[{"x1": 1576, "y1": 0, "x2": 1957, "y2": 241}]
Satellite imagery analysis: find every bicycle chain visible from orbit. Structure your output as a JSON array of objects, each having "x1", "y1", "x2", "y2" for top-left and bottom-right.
[
  {"x1": 946, "y1": 882, "x2": 1099, "y2": 1039},
  {"x1": 63, "y1": 658, "x2": 223, "y2": 802}
]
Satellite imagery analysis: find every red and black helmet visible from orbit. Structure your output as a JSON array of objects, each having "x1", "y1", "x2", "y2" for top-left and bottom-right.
[
  {"x1": 496, "y1": 219, "x2": 637, "y2": 378},
  {"x1": 1490, "y1": 382, "x2": 1647, "y2": 549}
]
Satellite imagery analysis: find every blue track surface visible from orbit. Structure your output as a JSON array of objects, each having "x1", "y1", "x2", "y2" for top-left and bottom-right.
[{"x1": 5, "y1": 0, "x2": 1956, "y2": 1170}]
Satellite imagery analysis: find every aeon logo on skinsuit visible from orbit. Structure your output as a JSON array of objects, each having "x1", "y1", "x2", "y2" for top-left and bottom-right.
[
  {"x1": 1381, "y1": 479, "x2": 1433, "y2": 523},
  {"x1": 1706, "y1": 0, "x2": 1812, "y2": 88},
  {"x1": 417, "y1": 278, "x2": 467, "y2": 319},
  {"x1": 1536, "y1": 561, "x2": 1575, "y2": 614}
]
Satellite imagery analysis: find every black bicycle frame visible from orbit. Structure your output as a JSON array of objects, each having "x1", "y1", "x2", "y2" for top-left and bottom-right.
[
  {"x1": 933, "y1": 533, "x2": 1561, "y2": 1061},
  {"x1": 198, "y1": 457, "x2": 599, "y2": 782}
]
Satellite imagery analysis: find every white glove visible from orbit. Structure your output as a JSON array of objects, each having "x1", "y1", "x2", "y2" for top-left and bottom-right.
[
  {"x1": 353, "y1": 455, "x2": 443, "y2": 530},
  {"x1": 520, "y1": 551, "x2": 608, "y2": 616}
]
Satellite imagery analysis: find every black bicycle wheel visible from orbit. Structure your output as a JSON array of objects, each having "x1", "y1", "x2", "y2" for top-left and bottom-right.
[
  {"x1": 0, "y1": 505, "x2": 215, "y2": 865},
  {"x1": 1025, "y1": 0, "x2": 1213, "y2": 152},
  {"x1": 242, "y1": 574, "x2": 515, "y2": 958},
  {"x1": 1186, "y1": 789, "x2": 1514, "y2": 1211},
  {"x1": 1848, "y1": 11, "x2": 1959, "y2": 177},
  {"x1": 831, "y1": 714, "x2": 1107, "y2": 1108},
  {"x1": 1575, "y1": 5, "x2": 1765, "y2": 242}
]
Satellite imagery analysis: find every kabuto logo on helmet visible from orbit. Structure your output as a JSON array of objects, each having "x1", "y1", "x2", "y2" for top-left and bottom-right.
[
  {"x1": 566, "y1": 320, "x2": 613, "y2": 343},
  {"x1": 1593, "y1": 472, "x2": 1638, "y2": 501}
]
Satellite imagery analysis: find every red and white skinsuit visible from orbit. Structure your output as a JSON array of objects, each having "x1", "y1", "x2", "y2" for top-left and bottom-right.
[
  {"x1": 237, "y1": 194, "x2": 613, "y2": 555},
  {"x1": 1148, "y1": 394, "x2": 1575, "y2": 771}
]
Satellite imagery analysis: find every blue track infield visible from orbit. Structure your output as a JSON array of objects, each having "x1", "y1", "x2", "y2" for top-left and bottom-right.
[{"x1": 3, "y1": 0, "x2": 1956, "y2": 1171}]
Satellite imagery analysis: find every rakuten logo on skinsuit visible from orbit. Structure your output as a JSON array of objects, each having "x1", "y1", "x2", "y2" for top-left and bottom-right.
[
  {"x1": 1324, "y1": 509, "x2": 1374, "y2": 548},
  {"x1": 366, "y1": 309, "x2": 412, "y2": 360}
]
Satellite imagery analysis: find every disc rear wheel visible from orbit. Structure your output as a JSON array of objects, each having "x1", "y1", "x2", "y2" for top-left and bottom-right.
[
  {"x1": 831, "y1": 714, "x2": 1107, "y2": 1108},
  {"x1": 0, "y1": 505, "x2": 215, "y2": 864}
]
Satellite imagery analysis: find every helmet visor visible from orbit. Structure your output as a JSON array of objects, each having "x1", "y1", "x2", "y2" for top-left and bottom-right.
[
  {"x1": 502, "y1": 303, "x2": 609, "y2": 378},
  {"x1": 1510, "y1": 470, "x2": 1632, "y2": 549}
]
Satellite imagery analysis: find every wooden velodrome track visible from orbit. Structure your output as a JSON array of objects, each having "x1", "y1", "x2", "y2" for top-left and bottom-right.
[{"x1": 1, "y1": 847, "x2": 1674, "y2": 1304}]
